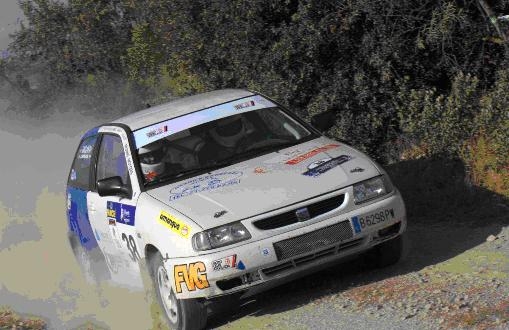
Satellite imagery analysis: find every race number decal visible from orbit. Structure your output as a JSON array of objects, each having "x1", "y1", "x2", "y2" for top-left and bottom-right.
[
  {"x1": 174, "y1": 262, "x2": 209, "y2": 293},
  {"x1": 121, "y1": 233, "x2": 141, "y2": 261},
  {"x1": 212, "y1": 255, "x2": 237, "y2": 271}
]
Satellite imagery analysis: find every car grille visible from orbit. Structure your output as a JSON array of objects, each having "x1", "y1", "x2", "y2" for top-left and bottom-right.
[
  {"x1": 253, "y1": 194, "x2": 345, "y2": 230},
  {"x1": 262, "y1": 237, "x2": 364, "y2": 277},
  {"x1": 273, "y1": 220, "x2": 354, "y2": 261}
]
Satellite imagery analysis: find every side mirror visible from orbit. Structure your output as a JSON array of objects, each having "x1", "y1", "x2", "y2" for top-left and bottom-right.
[
  {"x1": 310, "y1": 110, "x2": 336, "y2": 132},
  {"x1": 97, "y1": 176, "x2": 131, "y2": 198}
]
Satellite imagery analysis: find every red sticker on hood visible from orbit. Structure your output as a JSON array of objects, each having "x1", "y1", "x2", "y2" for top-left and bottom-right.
[{"x1": 285, "y1": 144, "x2": 340, "y2": 165}]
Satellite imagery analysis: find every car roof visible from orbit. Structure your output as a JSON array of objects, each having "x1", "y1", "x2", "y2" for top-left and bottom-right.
[{"x1": 112, "y1": 89, "x2": 254, "y2": 131}]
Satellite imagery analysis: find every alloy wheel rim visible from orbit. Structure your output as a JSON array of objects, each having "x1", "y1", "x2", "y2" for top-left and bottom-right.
[{"x1": 157, "y1": 265, "x2": 179, "y2": 324}]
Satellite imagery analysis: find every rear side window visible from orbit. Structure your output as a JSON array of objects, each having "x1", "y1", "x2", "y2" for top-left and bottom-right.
[{"x1": 68, "y1": 135, "x2": 98, "y2": 190}]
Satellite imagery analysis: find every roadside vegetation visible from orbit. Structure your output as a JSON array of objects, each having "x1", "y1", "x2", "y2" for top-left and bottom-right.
[
  {"x1": 0, "y1": 0, "x2": 507, "y2": 197},
  {"x1": 0, "y1": 2, "x2": 507, "y2": 327},
  {"x1": 0, "y1": 307, "x2": 46, "y2": 330}
]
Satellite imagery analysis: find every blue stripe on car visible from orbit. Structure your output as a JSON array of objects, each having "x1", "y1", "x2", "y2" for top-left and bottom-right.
[{"x1": 67, "y1": 187, "x2": 98, "y2": 250}]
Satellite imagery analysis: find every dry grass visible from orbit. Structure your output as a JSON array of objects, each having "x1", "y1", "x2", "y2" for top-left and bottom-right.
[
  {"x1": 461, "y1": 132, "x2": 509, "y2": 198},
  {"x1": 0, "y1": 308, "x2": 46, "y2": 330}
]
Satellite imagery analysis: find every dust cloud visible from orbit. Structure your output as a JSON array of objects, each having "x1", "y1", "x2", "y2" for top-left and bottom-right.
[{"x1": 0, "y1": 98, "x2": 156, "y2": 329}]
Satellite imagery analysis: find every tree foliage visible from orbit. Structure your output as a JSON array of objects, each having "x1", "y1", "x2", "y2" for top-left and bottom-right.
[{"x1": 3, "y1": 0, "x2": 509, "y2": 161}]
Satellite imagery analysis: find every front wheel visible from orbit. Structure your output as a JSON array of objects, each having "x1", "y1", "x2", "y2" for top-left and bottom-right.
[{"x1": 149, "y1": 253, "x2": 207, "y2": 330}]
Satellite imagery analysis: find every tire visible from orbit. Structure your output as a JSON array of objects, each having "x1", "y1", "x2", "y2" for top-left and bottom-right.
[
  {"x1": 368, "y1": 235, "x2": 403, "y2": 268},
  {"x1": 149, "y1": 252, "x2": 207, "y2": 330}
]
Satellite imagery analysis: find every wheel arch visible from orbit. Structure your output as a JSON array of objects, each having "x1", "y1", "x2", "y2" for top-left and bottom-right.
[{"x1": 145, "y1": 243, "x2": 160, "y2": 260}]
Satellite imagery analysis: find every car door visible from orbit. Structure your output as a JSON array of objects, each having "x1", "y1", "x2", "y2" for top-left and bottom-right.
[
  {"x1": 87, "y1": 125, "x2": 144, "y2": 289},
  {"x1": 66, "y1": 132, "x2": 100, "y2": 252}
]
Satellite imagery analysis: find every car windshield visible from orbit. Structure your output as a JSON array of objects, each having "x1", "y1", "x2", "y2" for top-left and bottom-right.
[{"x1": 134, "y1": 96, "x2": 315, "y2": 187}]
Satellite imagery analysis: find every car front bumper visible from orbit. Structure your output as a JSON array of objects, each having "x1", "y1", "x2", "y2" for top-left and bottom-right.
[{"x1": 166, "y1": 189, "x2": 406, "y2": 300}]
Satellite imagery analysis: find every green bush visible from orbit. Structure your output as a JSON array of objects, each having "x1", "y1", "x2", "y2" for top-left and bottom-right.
[
  {"x1": 3, "y1": 0, "x2": 508, "y2": 165},
  {"x1": 396, "y1": 72, "x2": 481, "y2": 156},
  {"x1": 396, "y1": 68, "x2": 508, "y2": 157}
]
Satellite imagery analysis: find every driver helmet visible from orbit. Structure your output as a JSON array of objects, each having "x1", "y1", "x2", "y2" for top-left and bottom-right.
[
  {"x1": 210, "y1": 115, "x2": 246, "y2": 148},
  {"x1": 138, "y1": 140, "x2": 166, "y2": 182}
]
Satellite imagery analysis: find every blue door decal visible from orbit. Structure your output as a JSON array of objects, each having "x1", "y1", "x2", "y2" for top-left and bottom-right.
[{"x1": 67, "y1": 187, "x2": 98, "y2": 251}]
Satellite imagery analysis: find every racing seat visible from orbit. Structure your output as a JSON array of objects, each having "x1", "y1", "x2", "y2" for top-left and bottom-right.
[{"x1": 165, "y1": 135, "x2": 205, "y2": 170}]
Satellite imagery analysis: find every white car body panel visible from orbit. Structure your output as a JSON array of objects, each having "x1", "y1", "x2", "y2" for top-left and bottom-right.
[
  {"x1": 146, "y1": 137, "x2": 380, "y2": 229},
  {"x1": 67, "y1": 89, "x2": 407, "y2": 302}
]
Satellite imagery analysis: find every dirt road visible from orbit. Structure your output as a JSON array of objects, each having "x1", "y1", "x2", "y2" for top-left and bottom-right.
[{"x1": 0, "y1": 104, "x2": 507, "y2": 329}]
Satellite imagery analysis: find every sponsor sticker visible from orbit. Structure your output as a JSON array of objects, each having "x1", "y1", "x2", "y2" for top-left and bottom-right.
[
  {"x1": 212, "y1": 254, "x2": 237, "y2": 271},
  {"x1": 106, "y1": 201, "x2": 136, "y2": 226},
  {"x1": 78, "y1": 144, "x2": 93, "y2": 159},
  {"x1": 234, "y1": 100, "x2": 255, "y2": 110},
  {"x1": 254, "y1": 167, "x2": 269, "y2": 174},
  {"x1": 174, "y1": 262, "x2": 210, "y2": 293},
  {"x1": 146, "y1": 125, "x2": 170, "y2": 138},
  {"x1": 70, "y1": 169, "x2": 77, "y2": 181},
  {"x1": 169, "y1": 171, "x2": 242, "y2": 201},
  {"x1": 285, "y1": 144, "x2": 340, "y2": 165},
  {"x1": 351, "y1": 208, "x2": 395, "y2": 234},
  {"x1": 159, "y1": 210, "x2": 191, "y2": 238},
  {"x1": 123, "y1": 142, "x2": 135, "y2": 175},
  {"x1": 133, "y1": 96, "x2": 276, "y2": 149},
  {"x1": 302, "y1": 155, "x2": 352, "y2": 177}
]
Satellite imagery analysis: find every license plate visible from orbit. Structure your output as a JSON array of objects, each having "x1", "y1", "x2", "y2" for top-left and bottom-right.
[{"x1": 352, "y1": 208, "x2": 395, "y2": 234}]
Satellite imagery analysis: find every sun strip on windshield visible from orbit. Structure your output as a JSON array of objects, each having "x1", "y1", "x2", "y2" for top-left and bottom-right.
[{"x1": 133, "y1": 95, "x2": 276, "y2": 149}]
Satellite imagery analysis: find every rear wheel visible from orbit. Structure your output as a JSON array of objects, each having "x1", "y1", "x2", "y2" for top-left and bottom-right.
[{"x1": 149, "y1": 252, "x2": 207, "y2": 330}]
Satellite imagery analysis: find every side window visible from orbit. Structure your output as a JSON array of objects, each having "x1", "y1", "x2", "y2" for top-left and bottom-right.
[
  {"x1": 69, "y1": 135, "x2": 98, "y2": 190},
  {"x1": 96, "y1": 134, "x2": 130, "y2": 186}
]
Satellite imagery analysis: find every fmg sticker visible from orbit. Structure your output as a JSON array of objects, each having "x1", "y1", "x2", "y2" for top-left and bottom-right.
[{"x1": 174, "y1": 262, "x2": 210, "y2": 293}]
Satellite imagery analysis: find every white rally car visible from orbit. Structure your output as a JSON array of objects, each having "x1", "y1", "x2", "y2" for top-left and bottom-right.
[{"x1": 66, "y1": 89, "x2": 406, "y2": 329}]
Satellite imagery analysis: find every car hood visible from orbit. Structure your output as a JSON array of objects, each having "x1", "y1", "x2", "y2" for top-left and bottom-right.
[{"x1": 146, "y1": 137, "x2": 380, "y2": 229}]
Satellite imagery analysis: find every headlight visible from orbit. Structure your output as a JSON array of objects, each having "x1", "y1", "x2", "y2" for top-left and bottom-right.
[
  {"x1": 192, "y1": 222, "x2": 251, "y2": 251},
  {"x1": 353, "y1": 175, "x2": 393, "y2": 204}
]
